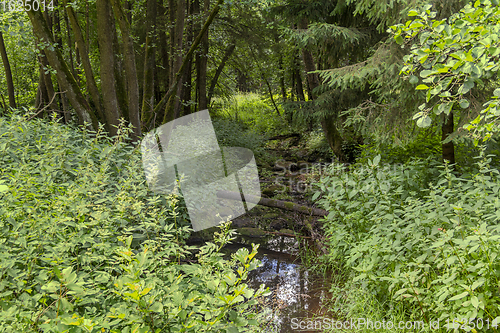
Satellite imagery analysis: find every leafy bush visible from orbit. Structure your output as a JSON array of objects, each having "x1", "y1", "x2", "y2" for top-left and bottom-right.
[
  {"x1": 314, "y1": 152, "x2": 500, "y2": 331},
  {"x1": 360, "y1": 130, "x2": 500, "y2": 171},
  {"x1": 358, "y1": 129, "x2": 442, "y2": 165},
  {"x1": 0, "y1": 114, "x2": 268, "y2": 332}
]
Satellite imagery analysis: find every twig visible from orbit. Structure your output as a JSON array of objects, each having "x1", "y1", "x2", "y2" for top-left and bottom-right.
[
  {"x1": 264, "y1": 230, "x2": 312, "y2": 239},
  {"x1": 27, "y1": 91, "x2": 66, "y2": 121}
]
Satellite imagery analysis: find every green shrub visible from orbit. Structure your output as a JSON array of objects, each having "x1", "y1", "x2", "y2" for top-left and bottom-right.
[
  {"x1": 359, "y1": 130, "x2": 500, "y2": 170},
  {"x1": 0, "y1": 114, "x2": 268, "y2": 332},
  {"x1": 314, "y1": 152, "x2": 500, "y2": 331},
  {"x1": 358, "y1": 130, "x2": 442, "y2": 165}
]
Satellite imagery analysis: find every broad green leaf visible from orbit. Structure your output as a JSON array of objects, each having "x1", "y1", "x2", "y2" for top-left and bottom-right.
[
  {"x1": 459, "y1": 99, "x2": 470, "y2": 108},
  {"x1": 448, "y1": 291, "x2": 469, "y2": 301},
  {"x1": 417, "y1": 115, "x2": 432, "y2": 127}
]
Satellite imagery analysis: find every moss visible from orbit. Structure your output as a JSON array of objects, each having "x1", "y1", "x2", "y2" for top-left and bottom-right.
[
  {"x1": 237, "y1": 227, "x2": 267, "y2": 238},
  {"x1": 261, "y1": 213, "x2": 279, "y2": 219}
]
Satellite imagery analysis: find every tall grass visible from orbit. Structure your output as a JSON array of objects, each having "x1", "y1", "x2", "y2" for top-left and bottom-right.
[{"x1": 211, "y1": 93, "x2": 287, "y2": 135}]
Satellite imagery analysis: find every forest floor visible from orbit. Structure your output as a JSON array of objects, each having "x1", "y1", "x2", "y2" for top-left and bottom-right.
[{"x1": 189, "y1": 134, "x2": 333, "y2": 245}]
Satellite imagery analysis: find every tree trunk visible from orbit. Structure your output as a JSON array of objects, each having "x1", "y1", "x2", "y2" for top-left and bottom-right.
[
  {"x1": 64, "y1": 0, "x2": 105, "y2": 123},
  {"x1": 53, "y1": 3, "x2": 67, "y2": 118},
  {"x1": 442, "y1": 111, "x2": 455, "y2": 165},
  {"x1": 141, "y1": 0, "x2": 157, "y2": 124},
  {"x1": 299, "y1": 18, "x2": 320, "y2": 100},
  {"x1": 96, "y1": 0, "x2": 122, "y2": 135},
  {"x1": 111, "y1": 0, "x2": 142, "y2": 141},
  {"x1": 62, "y1": 6, "x2": 75, "y2": 78},
  {"x1": 171, "y1": 0, "x2": 186, "y2": 120},
  {"x1": 159, "y1": 0, "x2": 224, "y2": 125},
  {"x1": 86, "y1": 1, "x2": 90, "y2": 51},
  {"x1": 38, "y1": 50, "x2": 57, "y2": 115},
  {"x1": 196, "y1": 0, "x2": 210, "y2": 110},
  {"x1": 208, "y1": 42, "x2": 235, "y2": 104},
  {"x1": 278, "y1": 53, "x2": 286, "y2": 102},
  {"x1": 158, "y1": 0, "x2": 169, "y2": 92},
  {"x1": 35, "y1": 68, "x2": 46, "y2": 110},
  {"x1": 0, "y1": 32, "x2": 16, "y2": 109},
  {"x1": 298, "y1": 18, "x2": 344, "y2": 161},
  {"x1": 293, "y1": 54, "x2": 305, "y2": 101},
  {"x1": 27, "y1": 9, "x2": 98, "y2": 129},
  {"x1": 168, "y1": 0, "x2": 176, "y2": 87},
  {"x1": 236, "y1": 69, "x2": 249, "y2": 92},
  {"x1": 181, "y1": 56, "x2": 193, "y2": 116},
  {"x1": 180, "y1": 0, "x2": 194, "y2": 116}
]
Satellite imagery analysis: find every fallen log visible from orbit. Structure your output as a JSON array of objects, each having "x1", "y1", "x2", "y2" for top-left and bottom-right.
[
  {"x1": 267, "y1": 133, "x2": 301, "y2": 140},
  {"x1": 216, "y1": 190, "x2": 328, "y2": 216}
]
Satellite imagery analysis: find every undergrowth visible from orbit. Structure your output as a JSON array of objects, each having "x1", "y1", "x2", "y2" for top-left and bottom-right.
[
  {"x1": 0, "y1": 113, "x2": 269, "y2": 332},
  {"x1": 313, "y1": 152, "x2": 500, "y2": 332}
]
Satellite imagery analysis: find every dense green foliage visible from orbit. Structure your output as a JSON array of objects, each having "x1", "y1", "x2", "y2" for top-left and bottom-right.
[
  {"x1": 4, "y1": 0, "x2": 500, "y2": 330},
  {"x1": 0, "y1": 11, "x2": 37, "y2": 106},
  {"x1": 393, "y1": 0, "x2": 500, "y2": 141},
  {"x1": 314, "y1": 153, "x2": 500, "y2": 330},
  {"x1": 0, "y1": 113, "x2": 268, "y2": 332}
]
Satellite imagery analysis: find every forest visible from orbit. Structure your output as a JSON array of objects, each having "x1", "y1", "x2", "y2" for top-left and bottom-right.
[{"x1": 2, "y1": 0, "x2": 500, "y2": 332}]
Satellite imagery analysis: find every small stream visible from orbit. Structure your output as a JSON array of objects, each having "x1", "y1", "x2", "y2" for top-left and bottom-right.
[{"x1": 224, "y1": 232, "x2": 332, "y2": 332}]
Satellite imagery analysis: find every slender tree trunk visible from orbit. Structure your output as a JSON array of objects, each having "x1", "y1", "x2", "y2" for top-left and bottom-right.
[
  {"x1": 299, "y1": 18, "x2": 320, "y2": 100},
  {"x1": 0, "y1": 32, "x2": 16, "y2": 109},
  {"x1": 112, "y1": 23, "x2": 128, "y2": 121},
  {"x1": 158, "y1": 0, "x2": 225, "y2": 125},
  {"x1": 27, "y1": 9, "x2": 98, "y2": 128},
  {"x1": 236, "y1": 69, "x2": 249, "y2": 92},
  {"x1": 96, "y1": 0, "x2": 122, "y2": 135},
  {"x1": 39, "y1": 50, "x2": 57, "y2": 113},
  {"x1": 194, "y1": 0, "x2": 200, "y2": 109},
  {"x1": 64, "y1": 0, "x2": 105, "y2": 123},
  {"x1": 180, "y1": 0, "x2": 195, "y2": 116},
  {"x1": 141, "y1": 0, "x2": 157, "y2": 124},
  {"x1": 442, "y1": 111, "x2": 455, "y2": 165},
  {"x1": 278, "y1": 53, "x2": 286, "y2": 102},
  {"x1": 53, "y1": 4, "x2": 66, "y2": 118},
  {"x1": 168, "y1": 0, "x2": 176, "y2": 87},
  {"x1": 181, "y1": 57, "x2": 193, "y2": 116},
  {"x1": 196, "y1": 0, "x2": 210, "y2": 110},
  {"x1": 171, "y1": 0, "x2": 186, "y2": 120},
  {"x1": 62, "y1": 7, "x2": 75, "y2": 78},
  {"x1": 111, "y1": 0, "x2": 142, "y2": 140},
  {"x1": 86, "y1": 1, "x2": 90, "y2": 51},
  {"x1": 208, "y1": 43, "x2": 235, "y2": 104},
  {"x1": 158, "y1": 0, "x2": 169, "y2": 92},
  {"x1": 35, "y1": 68, "x2": 46, "y2": 109},
  {"x1": 293, "y1": 54, "x2": 305, "y2": 101},
  {"x1": 298, "y1": 17, "x2": 344, "y2": 161}
]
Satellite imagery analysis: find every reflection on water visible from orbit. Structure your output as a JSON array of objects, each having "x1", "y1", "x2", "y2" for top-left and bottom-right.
[{"x1": 224, "y1": 234, "x2": 331, "y2": 332}]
